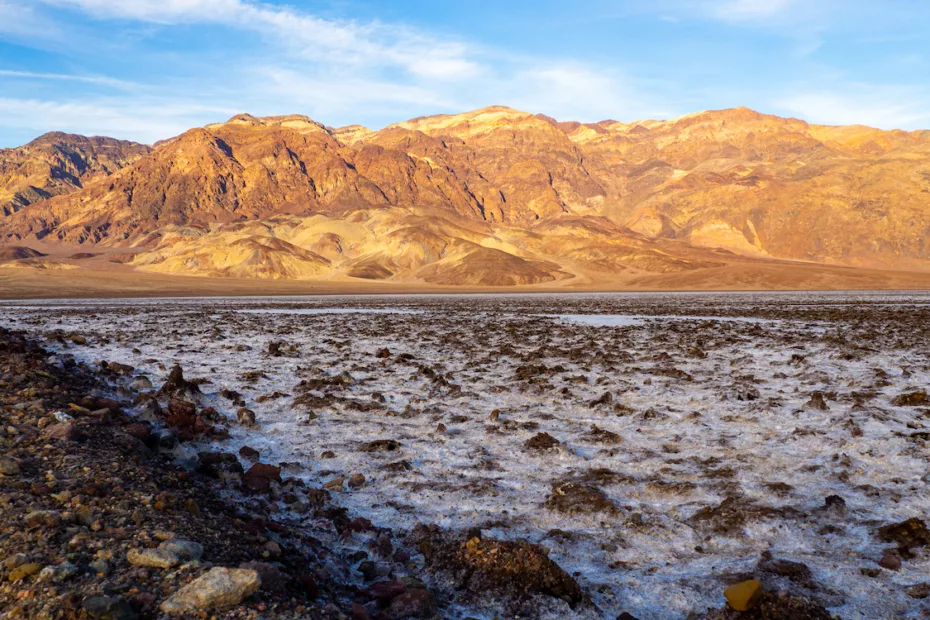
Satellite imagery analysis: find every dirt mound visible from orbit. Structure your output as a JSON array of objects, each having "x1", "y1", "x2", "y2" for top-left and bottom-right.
[{"x1": 0, "y1": 246, "x2": 46, "y2": 262}]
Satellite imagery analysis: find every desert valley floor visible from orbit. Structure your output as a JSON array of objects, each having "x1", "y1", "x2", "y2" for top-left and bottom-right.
[{"x1": 2, "y1": 292, "x2": 930, "y2": 619}]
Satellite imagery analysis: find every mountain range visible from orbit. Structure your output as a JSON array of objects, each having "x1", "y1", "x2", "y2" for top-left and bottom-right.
[{"x1": 1, "y1": 105, "x2": 929, "y2": 290}]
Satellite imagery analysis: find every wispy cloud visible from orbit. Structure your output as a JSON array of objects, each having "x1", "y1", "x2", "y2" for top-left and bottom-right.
[
  {"x1": 776, "y1": 90, "x2": 930, "y2": 129},
  {"x1": 0, "y1": 69, "x2": 136, "y2": 89},
  {"x1": 712, "y1": 0, "x2": 796, "y2": 22},
  {"x1": 505, "y1": 64, "x2": 676, "y2": 123},
  {"x1": 0, "y1": 96, "x2": 236, "y2": 143},
  {"x1": 0, "y1": 1, "x2": 62, "y2": 39},
  {"x1": 38, "y1": 0, "x2": 481, "y2": 80},
  {"x1": 0, "y1": 0, "x2": 928, "y2": 145}
]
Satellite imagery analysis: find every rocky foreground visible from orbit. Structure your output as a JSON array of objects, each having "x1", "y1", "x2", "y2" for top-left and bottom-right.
[{"x1": 0, "y1": 309, "x2": 925, "y2": 619}]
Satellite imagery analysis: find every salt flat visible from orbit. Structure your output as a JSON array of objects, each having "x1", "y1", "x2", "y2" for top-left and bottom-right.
[{"x1": 3, "y1": 292, "x2": 930, "y2": 619}]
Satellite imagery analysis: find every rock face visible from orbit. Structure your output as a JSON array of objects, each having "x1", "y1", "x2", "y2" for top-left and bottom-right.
[
  {"x1": 0, "y1": 132, "x2": 149, "y2": 216},
  {"x1": 2, "y1": 106, "x2": 930, "y2": 283},
  {"x1": 159, "y1": 567, "x2": 260, "y2": 615}
]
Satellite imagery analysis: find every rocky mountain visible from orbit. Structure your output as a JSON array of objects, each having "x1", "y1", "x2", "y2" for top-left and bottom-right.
[
  {"x1": 0, "y1": 132, "x2": 150, "y2": 217},
  {"x1": 1, "y1": 106, "x2": 929, "y2": 285}
]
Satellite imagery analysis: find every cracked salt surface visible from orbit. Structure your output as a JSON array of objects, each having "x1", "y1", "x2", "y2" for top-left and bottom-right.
[
  {"x1": 3, "y1": 291, "x2": 930, "y2": 619},
  {"x1": 545, "y1": 314, "x2": 779, "y2": 327}
]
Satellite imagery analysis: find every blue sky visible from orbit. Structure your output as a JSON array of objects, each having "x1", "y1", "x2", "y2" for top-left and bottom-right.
[{"x1": 1, "y1": 0, "x2": 929, "y2": 146}]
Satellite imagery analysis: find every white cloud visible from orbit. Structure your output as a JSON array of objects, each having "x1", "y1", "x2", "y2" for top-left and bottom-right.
[
  {"x1": 0, "y1": 69, "x2": 135, "y2": 89},
  {"x1": 0, "y1": 1, "x2": 61, "y2": 38},
  {"x1": 776, "y1": 91, "x2": 930, "y2": 130},
  {"x1": 37, "y1": 0, "x2": 481, "y2": 80},
  {"x1": 504, "y1": 64, "x2": 676, "y2": 122},
  {"x1": 712, "y1": 0, "x2": 796, "y2": 21},
  {"x1": 0, "y1": 97, "x2": 236, "y2": 143}
]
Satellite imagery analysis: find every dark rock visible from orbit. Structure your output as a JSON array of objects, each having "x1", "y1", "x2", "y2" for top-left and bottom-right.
[
  {"x1": 757, "y1": 551, "x2": 815, "y2": 588},
  {"x1": 806, "y1": 392, "x2": 829, "y2": 411},
  {"x1": 906, "y1": 583, "x2": 930, "y2": 599},
  {"x1": 45, "y1": 422, "x2": 84, "y2": 442},
  {"x1": 361, "y1": 439, "x2": 402, "y2": 453},
  {"x1": 878, "y1": 517, "x2": 930, "y2": 558},
  {"x1": 702, "y1": 591, "x2": 836, "y2": 619},
  {"x1": 297, "y1": 574, "x2": 318, "y2": 599},
  {"x1": 545, "y1": 481, "x2": 616, "y2": 514},
  {"x1": 367, "y1": 580, "x2": 407, "y2": 604},
  {"x1": 198, "y1": 451, "x2": 244, "y2": 478},
  {"x1": 158, "y1": 364, "x2": 201, "y2": 400},
  {"x1": 240, "y1": 561, "x2": 289, "y2": 593},
  {"x1": 168, "y1": 399, "x2": 196, "y2": 417},
  {"x1": 891, "y1": 391, "x2": 930, "y2": 407},
  {"x1": 237, "y1": 407, "x2": 257, "y2": 427},
  {"x1": 376, "y1": 588, "x2": 437, "y2": 619},
  {"x1": 689, "y1": 496, "x2": 800, "y2": 535},
  {"x1": 524, "y1": 432, "x2": 561, "y2": 451},
  {"x1": 123, "y1": 423, "x2": 151, "y2": 443},
  {"x1": 239, "y1": 445, "x2": 260, "y2": 459},
  {"x1": 823, "y1": 495, "x2": 846, "y2": 514},
  {"x1": 879, "y1": 551, "x2": 902, "y2": 571},
  {"x1": 412, "y1": 525, "x2": 584, "y2": 607},
  {"x1": 358, "y1": 560, "x2": 379, "y2": 581},
  {"x1": 584, "y1": 425, "x2": 621, "y2": 444},
  {"x1": 82, "y1": 595, "x2": 137, "y2": 620},
  {"x1": 243, "y1": 462, "x2": 282, "y2": 492}
]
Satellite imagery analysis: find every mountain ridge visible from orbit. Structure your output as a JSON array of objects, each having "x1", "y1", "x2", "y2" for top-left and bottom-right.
[{"x1": 1, "y1": 105, "x2": 929, "y2": 287}]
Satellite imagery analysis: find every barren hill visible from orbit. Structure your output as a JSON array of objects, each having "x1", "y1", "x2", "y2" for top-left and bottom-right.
[
  {"x1": 0, "y1": 132, "x2": 149, "y2": 217},
  {"x1": 1, "y1": 106, "x2": 929, "y2": 289}
]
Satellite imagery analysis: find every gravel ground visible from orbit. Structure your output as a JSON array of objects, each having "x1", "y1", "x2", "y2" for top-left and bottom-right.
[{"x1": 2, "y1": 291, "x2": 929, "y2": 619}]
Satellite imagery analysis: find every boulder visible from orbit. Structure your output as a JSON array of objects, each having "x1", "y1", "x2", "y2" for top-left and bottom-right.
[{"x1": 159, "y1": 567, "x2": 260, "y2": 615}]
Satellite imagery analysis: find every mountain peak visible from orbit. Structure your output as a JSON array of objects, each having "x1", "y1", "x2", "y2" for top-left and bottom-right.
[
  {"x1": 389, "y1": 106, "x2": 549, "y2": 138},
  {"x1": 206, "y1": 113, "x2": 330, "y2": 135}
]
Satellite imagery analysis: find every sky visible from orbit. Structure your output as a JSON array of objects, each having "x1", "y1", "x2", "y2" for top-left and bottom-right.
[{"x1": 1, "y1": 0, "x2": 930, "y2": 146}]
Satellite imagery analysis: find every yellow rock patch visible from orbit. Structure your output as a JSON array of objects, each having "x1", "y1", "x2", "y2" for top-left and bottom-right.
[{"x1": 724, "y1": 579, "x2": 763, "y2": 611}]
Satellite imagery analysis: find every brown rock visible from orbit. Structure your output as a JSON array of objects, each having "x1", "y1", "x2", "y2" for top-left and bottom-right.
[
  {"x1": 123, "y1": 423, "x2": 151, "y2": 443},
  {"x1": 878, "y1": 517, "x2": 930, "y2": 558},
  {"x1": 377, "y1": 588, "x2": 437, "y2": 619},
  {"x1": 236, "y1": 408, "x2": 257, "y2": 427},
  {"x1": 524, "y1": 432, "x2": 561, "y2": 451},
  {"x1": 892, "y1": 391, "x2": 930, "y2": 407},
  {"x1": 45, "y1": 422, "x2": 83, "y2": 441},
  {"x1": 243, "y1": 462, "x2": 282, "y2": 492},
  {"x1": 239, "y1": 445, "x2": 260, "y2": 459},
  {"x1": 879, "y1": 551, "x2": 902, "y2": 571}
]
